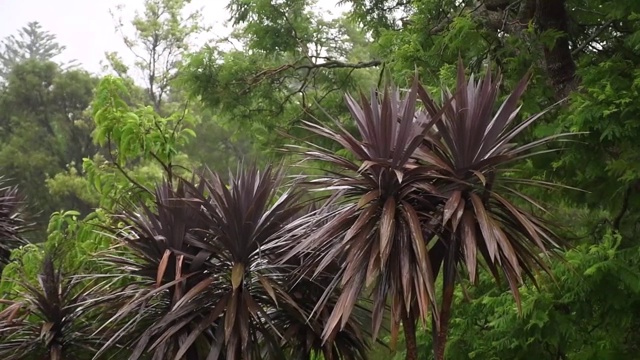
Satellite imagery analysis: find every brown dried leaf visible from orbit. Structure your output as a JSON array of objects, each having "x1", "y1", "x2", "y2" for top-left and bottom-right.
[
  {"x1": 443, "y1": 190, "x2": 462, "y2": 226},
  {"x1": 156, "y1": 249, "x2": 171, "y2": 288}
]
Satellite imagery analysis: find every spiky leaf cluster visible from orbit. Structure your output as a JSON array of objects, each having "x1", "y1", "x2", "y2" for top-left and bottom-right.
[{"x1": 284, "y1": 60, "x2": 569, "y2": 358}]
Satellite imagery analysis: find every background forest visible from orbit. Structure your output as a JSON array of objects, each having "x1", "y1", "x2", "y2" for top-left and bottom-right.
[{"x1": 1, "y1": 0, "x2": 640, "y2": 359}]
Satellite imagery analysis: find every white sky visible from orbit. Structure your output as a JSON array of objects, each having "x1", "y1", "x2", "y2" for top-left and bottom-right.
[{"x1": 0, "y1": 0, "x2": 344, "y2": 75}]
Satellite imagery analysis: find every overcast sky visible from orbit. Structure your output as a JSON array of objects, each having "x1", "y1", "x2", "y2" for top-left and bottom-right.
[{"x1": 0, "y1": 0, "x2": 344, "y2": 74}]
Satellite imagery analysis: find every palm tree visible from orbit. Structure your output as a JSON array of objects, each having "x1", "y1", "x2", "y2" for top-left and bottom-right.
[
  {"x1": 283, "y1": 80, "x2": 442, "y2": 360},
  {"x1": 416, "y1": 63, "x2": 567, "y2": 359},
  {"x1": 96, "y1": 165, "x2": 372, "y2": 359},
  {"x1": 284, "y1": 61, "x2": 569, "y2": 360},
  {"x1": 92, "y1": 180, "x2": 219, "y2": 360},
  {"x1": 0, "y1": 249, "x2": 109, "y2": 360}
]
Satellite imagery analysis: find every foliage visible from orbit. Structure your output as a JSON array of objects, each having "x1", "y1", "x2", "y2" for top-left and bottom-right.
[
  {"x1": 386, "y1": 228, "x2": 640, "y2": 360},
  {"x1": 105, "y1": 0, "x2": 245, "y2": 175},
  {"x1": 183, "y1": 1, "x2": 379, "y2": 157},
  {"x1": 0, "y1": 180, "x2": 29, "y2": 272},
  {"x1": 81, "y1": 75, "x2": 196, "y2": 210},
  {"x1": 93, "y1": 166, "x2": 372, "y2": 359},
  {"x1": 108, "y1": 0, "x2": 207, "y2": 113},
  {"x1": 0, "y1": 59, "x2": 99, "y2": 220},
  {"x1": 0, "y1": 210, "x2": 114, "y2": 295},
  {"x1": 2, "y1": 0, "x2": 640, "y2": 359},
  {"x1": 0, "y1": 244, "x2": 113, "y2": 360},
  {"x1": 46, "y1": 164, "x2": 101, "y2": 208},
  {"x1": 283, "y1": 61, "x2": 569, "y2": 359},
  {"x1": 0, "y1": 179, "x2": 120, "y2": 359},
  {"x1": 0, "y1": 22, "x2": 70, "y2": 80},
  {"x1": 550, "y1": 51, "x2": 640, "y2": 211}
]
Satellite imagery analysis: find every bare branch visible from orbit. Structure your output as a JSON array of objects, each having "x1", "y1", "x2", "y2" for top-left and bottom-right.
[
  {"x1": 296, "y1": 59, "x2": 382, "y2": 70},
  {"x1": 571, "y1": 19, "x2": 614, "y2": 56}
]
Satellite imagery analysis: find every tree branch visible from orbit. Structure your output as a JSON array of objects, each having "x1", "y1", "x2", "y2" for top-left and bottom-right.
[
  {"x1": 571, "y1": 19, "x2": 614, "y2": 56},
  {"x1": 296, "y1": 59, "x2": 382, "y2": 70},
  {"x1": 106, "y1": 134, "x2": 153, "y2": 196},
  {"x1": 613, "y1": 181, "x2": 635, "y2": 230},
  {"x1": 246, "y1": 59, "x2": 381, "y2": 90}
]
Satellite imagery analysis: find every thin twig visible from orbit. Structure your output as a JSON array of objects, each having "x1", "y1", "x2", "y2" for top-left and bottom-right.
[
  {"x1": 572, "y1": 20, "x2": 614, "y2": 56},
  {"x1": 106, "y1": 134, "x2": 153, "y2": 196}
]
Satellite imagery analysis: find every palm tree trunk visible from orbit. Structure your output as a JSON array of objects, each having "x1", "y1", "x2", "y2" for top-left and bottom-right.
[
  {"x1": 49, "y1": 345, "x2": 62, "y2": 360},
  {"x1": 434, "y1": 281, "x2": 455, "y2": 360},
  {"x1": 401, "y1": 307, "x2": 418, "y2": 360},
  {"x1": 434, "y1": 239, "x2": 457, "y2": 360}
]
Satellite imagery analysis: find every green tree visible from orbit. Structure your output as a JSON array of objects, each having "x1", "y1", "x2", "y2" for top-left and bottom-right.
[
  {"x1": 389, "y1": 229, "x2": 640, "y2": 360},
  {"x1": 108, "y1": 0, "x2": 207, "y2": 113},
  {"x1": 0, "y1": 60, "x2": 99, "y2": 220},
  {"x1": 0, "y1": 209, "x2": 120, "y2": 360},
  {"x1": 184, "y1": 0, "x2": 380, "y2": 157},
  {"x1": 0, "y1": 22, "x2": 69, "y2": 80},
  {"x1": 106, "y1": 0, "x2": 247, "y2": 174},
  {"x1": 80, "y1": 75, "x2": 196, "y2": 210}
]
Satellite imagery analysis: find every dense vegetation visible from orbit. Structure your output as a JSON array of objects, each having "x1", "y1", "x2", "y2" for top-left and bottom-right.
[{"x1": 1, "y1": 0, "x2": 640, "y2": 359}]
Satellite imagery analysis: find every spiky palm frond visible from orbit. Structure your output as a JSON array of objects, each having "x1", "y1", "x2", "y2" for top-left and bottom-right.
[
  {"x1": 276, "y1": 269, "x2": 374, "y2": 360},
  {"x1": 416, "y1": 61, "x2": 570, "y2": 358},
  {"x1": 99, "y1": 166, "x2": 356, "y2": 360},
  {"x1": 284, "y1": 81, "x2": 441, "y2": 346},
  {"x1": 187, "y1": 166, "x2": 308, "y2": 360},
  {"x1": 0, "y1": 251, "x2": 108, "y2": 360},
  {"x1": 0, "y1": 180, "x2": 30, "y2": 271},
  {"x1": 268, "y1": 203, "x2": 376, "y2": 360},
  {"x1": 92, "y1": 179, "x2": 217, "y2": 360},
  {"x1": 284, "y1": 60, "x2": 571, "y2": 360}
]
